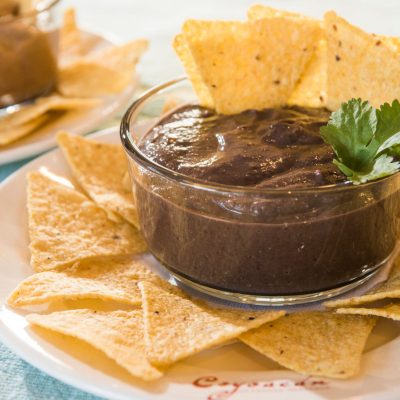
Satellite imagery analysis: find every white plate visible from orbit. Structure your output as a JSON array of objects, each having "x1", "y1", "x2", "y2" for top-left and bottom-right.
[
  {"x1": 1, "y1": 127, "x2": 400, "y2": 400},
  {"x1": 0, "y1": 31, "x2": 138, "y2": 166}
]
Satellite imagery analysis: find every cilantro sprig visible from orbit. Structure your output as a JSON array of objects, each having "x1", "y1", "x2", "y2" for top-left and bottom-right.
[{"x1": 320, "y1": 98, "x2": 400, "y2": 184}]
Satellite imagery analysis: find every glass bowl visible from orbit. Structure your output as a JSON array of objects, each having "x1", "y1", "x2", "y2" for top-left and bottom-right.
[
  {"x1": 0, "y1": 0, "x2": 60, "y2": 109},
  {"x1": 120, "y1": 77, "x2": 400, "y2": 305}
]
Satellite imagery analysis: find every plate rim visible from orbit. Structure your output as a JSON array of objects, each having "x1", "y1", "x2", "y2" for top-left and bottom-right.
[{"x1": 0, "y1": 312, "x2": 127, "y2": 400}]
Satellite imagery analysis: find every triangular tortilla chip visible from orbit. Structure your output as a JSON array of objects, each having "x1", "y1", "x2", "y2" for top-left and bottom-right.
[
  {"x1": 247, "y1": 4, "x2": 316, "y2": 21},
  {"x1": 325, "y1": 11, "x2": 400, "y2": 110},
  {"x1": 8, "y1": 256, "x2": 154, "y2": 308},
  {"x1": 57, "y1": 62, "x2": 131, "y2": 97},
  {"x1": 172, "y1": 34, "x2": 214, "y2": 108},
  {"x1": 325, "y1": 261, "x2": 400, "y2": 308},
  {"x1": 0, "y1": 95, "x2": 99, "y2": 129},
  {"x1": 27, "y1": 309, "x2": 162, "y2": 381},
  {"x1": 240, "y1": 311, "x2": 376, "y2": 379},
  {"x1": 57, "y1": 132, "x2": 138, "y2": 227},
  {"x1": 59, "y1": 7, "x2": 82, "y2": 65},
  {"x1": 0, "y1": 114, "x2": 49, "y2": 146},
  {"x1": 91, "y1": 40, "x2": 148, "y2": 72},
  {"x1": 247, "y1": 5, "x2": 326, "y2": 108},
  {"x1": 27, "y1": 171, "x2": 147, "y2": 271},
  {"x1": 288, "y1": 39, "x2": 327, "y2": 107},
  {"x1": 336, "y1": 303, "x2": 400, "y2": 320},
  {"x1": 58, "y1": 40, "x2": 148, "y2": 97},
  {"x1": 181, "y1": 17, "x2": 321, "y2": 114},
  {"x1": 139, "y1": 278, "x2": 285, "y2": 366}
]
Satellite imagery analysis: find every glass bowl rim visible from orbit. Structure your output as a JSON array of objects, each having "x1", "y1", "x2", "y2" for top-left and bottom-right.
[
  {"x1": 120, "y1": 76, "x2": 400, "y2": 195},
  {"x1": 0, "y1": 0, "x2": 60, "y2": 23}
]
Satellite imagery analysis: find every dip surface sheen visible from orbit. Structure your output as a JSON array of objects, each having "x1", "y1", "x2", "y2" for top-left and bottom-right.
[{"x1": 140, "y1": 105, "x2": 346, "y2": 188}]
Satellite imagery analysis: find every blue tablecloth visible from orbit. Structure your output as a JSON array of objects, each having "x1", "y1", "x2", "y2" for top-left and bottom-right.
[
  {"x1": 0, "y1": 157, "x2": 103, "y2": 399},
  {"x1": 0, "y1": 157, "x2": 34, "y2": 182}
]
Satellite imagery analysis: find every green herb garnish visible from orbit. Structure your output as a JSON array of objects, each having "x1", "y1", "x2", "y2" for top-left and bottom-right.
[{"x1": 320, "y1": 98, "x2": 400, "y2": 184}]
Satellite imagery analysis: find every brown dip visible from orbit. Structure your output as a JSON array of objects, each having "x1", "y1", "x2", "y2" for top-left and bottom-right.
[
  {"x1": 0, "y1": 1, "x2": 58, "y2": 107},
  {"x1": 134, "y1": 105, "x2": 400, "y2": 295}
]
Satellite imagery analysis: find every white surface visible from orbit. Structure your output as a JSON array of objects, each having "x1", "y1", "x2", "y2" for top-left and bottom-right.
[
  {"x1": 1, "y1": 127, "x2": 400, "y2": 400},
  {"x1": 0, "y1": 31, "x2": 137, "y2": 166},
  {"x1": 61, "y1": 0, "x2": 400, "y2": 86}
]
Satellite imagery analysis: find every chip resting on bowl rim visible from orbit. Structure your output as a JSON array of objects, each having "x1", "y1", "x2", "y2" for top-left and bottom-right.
[{"x1": 174, "y1": 16, "x2": 322, "y2": 114}]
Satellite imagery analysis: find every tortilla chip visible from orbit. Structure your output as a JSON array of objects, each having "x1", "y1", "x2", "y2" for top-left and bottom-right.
[
  {"x1": 8, "y1": 256, "x2": 154, "y2": 308},
  {"x1": 16, "y1": 0, "x2": 33, "y2": 14},
  {"x1": 380, "y1": 35, "x2": 400, "y2": 53},
  {"x1": 139, "y1": 278, "x2": 285, "y2": 366},
  {"x1": 181, "y1": 18, "x2": 321, "y2": 114},
  {"x1": 59, "y1": 8, "x2": 82, "y2": 64},
  {"x1": 57, "y1": 132, "x2": 138, "y2": 227},
  {"x1": 27, "y1": 309, "x2": 162, "y2": 381},
  {"x1": 336, "y1": 303, "x2": 400, "y2": 321},
  {"x1": 27, "y1": 171, "x2": 147, "y2": 272},
  {"x1": 58, "y1": 40, "x2": 148, "y2": 97},
  {"x1": 288, "y1": 39, "x2": 327, "y2": 107},
  {"x1": 57, "y1": 62, "x2": 131, "y2": 97},
  {"x1": 325, "y1": 11, "x2": 400, "y2": 110},
  {"x1": 247, "y1": 4, "x2": 316, "y2": 21},
  {"x1": 172, "y1": 34, "x2": 214, "y2": 108},
  {"x1": 246, "y1": 6, "x2": 326, "y2": 107},
  {"x1": 0, "y1": 114, "x2": 49, "y2": 146},
  {"x1": 91, "y1": 40, "x2": 148, "y2": 72},
  {"x1": 240, "y1": 311, "x2": 376, "y2": 379},
  {"x1": 0, "y1": 95, "x2": 99, "y2": 129},
  {"x1": 325, "y1": 262, "x2": 400, "y2": 308}
]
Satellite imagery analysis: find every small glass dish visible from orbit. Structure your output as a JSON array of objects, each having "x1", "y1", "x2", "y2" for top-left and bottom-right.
[
  {"x1": 120, "y1": 77, "x2": 400, "y2": 305},
  {"x1": 0, "y1": 0, "x2": 60, "y2": 110}
]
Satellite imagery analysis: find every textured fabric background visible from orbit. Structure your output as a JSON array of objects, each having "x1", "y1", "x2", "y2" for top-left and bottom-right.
[{"x1": 0, "y1": 341, "x2": 101, "y2": 399}]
